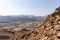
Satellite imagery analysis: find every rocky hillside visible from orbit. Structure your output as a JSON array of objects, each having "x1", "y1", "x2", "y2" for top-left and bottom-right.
[
  {"x1": 0, "y1": 7, "x2": 60, "y2": 40},
  {"x1": 19, "y1": 7, "x2": 60, "y2": 40}
]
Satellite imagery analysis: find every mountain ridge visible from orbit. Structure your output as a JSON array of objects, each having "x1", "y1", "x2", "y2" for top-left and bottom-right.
[
  {"x1": 19, "y1": 7, "x2": 60, "y2": 40},
  {"x1": 0, "y1": 15, "x2": 45, "y2": 22}
]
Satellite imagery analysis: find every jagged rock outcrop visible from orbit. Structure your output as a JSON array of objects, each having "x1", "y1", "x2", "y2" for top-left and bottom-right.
[{"x1": 19, "y1": 7, "x2": 60, "y2": 40}]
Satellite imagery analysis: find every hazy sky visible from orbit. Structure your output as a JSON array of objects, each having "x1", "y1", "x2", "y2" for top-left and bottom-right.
[{"x1": 0, "y1": 0, "x2": 60, "y2": 16}]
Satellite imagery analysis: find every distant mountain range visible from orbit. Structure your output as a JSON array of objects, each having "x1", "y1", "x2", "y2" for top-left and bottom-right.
[{"x1": 0, "y1": 15, "x2": 45, "y2": 23}]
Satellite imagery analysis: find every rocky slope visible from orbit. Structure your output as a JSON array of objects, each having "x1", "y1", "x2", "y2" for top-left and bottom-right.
[
  {"x1": 19, "y1": 7, "x2": 60, "y2": 40},
  {"x1": 0, "y1": 7, "x2": 60, "y2": 40}
]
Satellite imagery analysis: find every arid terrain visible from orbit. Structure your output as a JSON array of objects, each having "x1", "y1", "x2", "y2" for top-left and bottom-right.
[
  {"x1": 19, "y1": 7, "x2": 60, "y2": 40},
  {"x1": 0, "y1": 20, "x2": 43, "y2": 40},
  {"x1": 0, "y1": 7, "x2": 60, "y2": 40}
]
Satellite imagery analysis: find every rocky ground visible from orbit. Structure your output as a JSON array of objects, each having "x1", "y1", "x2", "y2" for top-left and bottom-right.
[
  {"x1": 0, "y1": 7, "x2": 60, "y2": 40},
  {"x1": 19, "y1": 7, "x2": 60, "y2": 40}
]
